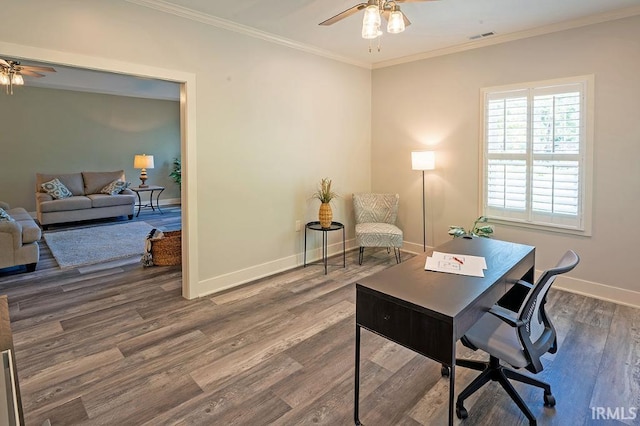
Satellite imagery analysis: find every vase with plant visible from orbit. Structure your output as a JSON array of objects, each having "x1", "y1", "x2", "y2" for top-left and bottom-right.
[
  {"x1": 312, "y1": 178, "x2": 338, "y2": 228},
  {"x1": 169, "y1": 157, "x2": 181, "y2": 187},
  {"x1": 448, "y1": 216, "x2": 494, "y2": 238}
]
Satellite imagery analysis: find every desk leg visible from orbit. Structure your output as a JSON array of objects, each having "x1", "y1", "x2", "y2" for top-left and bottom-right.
[
  {"x1": 448, "y1": 354, "x2": 455, "y2": 426},
  {"x1": 354, "y1": 324, "x2": 362, "y2": 425}
]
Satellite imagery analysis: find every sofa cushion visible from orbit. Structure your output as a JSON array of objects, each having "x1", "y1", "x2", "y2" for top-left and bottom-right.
[
  {"x1": 41, "y1": 178, "x2": 73, "y2": 200},
  {"x1": 36, "y1": 173, "x2": 85, "y2": 196},
  {"x1": 39, "y1": 196, "x2": 92, "y2": 213},
  {"x1": 88, "y1": 193, "x2": 136, "y2": 208},
  {"x1": 83, "y1": 171, "x2": 125, "y2": 195},
  {"x1": 101, "y1": 179, "x2": 130, "y2": 195}
]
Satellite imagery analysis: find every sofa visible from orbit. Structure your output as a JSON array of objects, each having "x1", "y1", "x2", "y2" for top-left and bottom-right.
[
  {"x1": 35, "y1": 170, "x2": 136, "y2": 229},
  {"x1": 0, "y1": 201, "x2": 41, "y2": 272}
]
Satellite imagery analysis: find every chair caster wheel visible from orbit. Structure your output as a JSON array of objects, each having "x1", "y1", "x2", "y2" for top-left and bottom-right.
[
  {"x1": 544, "y1": 392, "x2": 556, "y2": 407},
  {"x1": 441, "y1": 365, "x2": 450, "y2": 377},
  {"x1": 456, "y1": 405, "x2": 468, "y2": 419}
]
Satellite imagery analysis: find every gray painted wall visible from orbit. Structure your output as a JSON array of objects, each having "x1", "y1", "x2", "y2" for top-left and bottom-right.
[{"x1": 0, "y1": 86, "x2": 181, "y2": 210}]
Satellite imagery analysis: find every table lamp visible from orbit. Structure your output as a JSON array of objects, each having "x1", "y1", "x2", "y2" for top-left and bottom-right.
[{"x1": 134, "y1": 154, "x2": 154, "y2": 188}]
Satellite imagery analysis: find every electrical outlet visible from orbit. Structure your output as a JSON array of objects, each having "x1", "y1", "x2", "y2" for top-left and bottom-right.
[{"x1": 295, "y1": 220, "x2": 301, "y2": 232}]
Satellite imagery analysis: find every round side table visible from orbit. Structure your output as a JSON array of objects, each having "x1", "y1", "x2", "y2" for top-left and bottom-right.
[{"x1": 304, "y1": 221, "x2": 346, "y2": 275}]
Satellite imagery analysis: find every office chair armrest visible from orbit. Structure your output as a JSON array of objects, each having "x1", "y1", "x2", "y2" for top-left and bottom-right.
[
  {"x1": 489, "y1": 305, "x2": 527, "y2": 328},
  {"x1": 514, "y1": 279, "x2": 534, "y2": 290}
]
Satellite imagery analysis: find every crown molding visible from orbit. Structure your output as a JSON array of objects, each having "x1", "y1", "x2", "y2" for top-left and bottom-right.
[
  {"x1": 125, "y1": 1, "x2": 640, "y2": 71},
  {"x1": 125, "y1": 0, "x2": 372, "y2": 69},
  {"x1": 372, "y1": 4, "x2": 640, "y2": 69}
]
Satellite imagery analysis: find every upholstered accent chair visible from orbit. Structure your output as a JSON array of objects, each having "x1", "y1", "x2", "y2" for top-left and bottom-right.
[{"x1": 352, "y1": 193, "x2": 403, "y2": 265}]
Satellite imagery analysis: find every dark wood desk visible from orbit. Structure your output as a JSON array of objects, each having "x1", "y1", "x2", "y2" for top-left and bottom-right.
[{"x1": 354, "y1": 237, "x2": 534, "y2": 426}]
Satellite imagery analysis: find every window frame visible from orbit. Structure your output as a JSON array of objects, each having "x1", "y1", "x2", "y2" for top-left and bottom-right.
[{"x1": 479, "y1": 75, "x2": 594, "y2": 236}]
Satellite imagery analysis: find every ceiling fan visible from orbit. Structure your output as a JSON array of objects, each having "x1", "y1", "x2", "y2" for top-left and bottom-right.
[
  {"x1": 320, "y1": 0, "x2": 437, "y2": 31},
  {"x1": 0, "y1": 58, "x2": 56, "y2": 94}
]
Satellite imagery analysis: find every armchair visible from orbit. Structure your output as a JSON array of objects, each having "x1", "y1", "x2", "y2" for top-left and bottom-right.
[
  {"x1": 352, "y1": 193, "x2": 403, "y2": 265},
  {"x1": 0, "y1": 202, "x2": 41, "y2": 272},
  {"x1": 453, "y1": 250, "x2": 580, "y2": 425}
]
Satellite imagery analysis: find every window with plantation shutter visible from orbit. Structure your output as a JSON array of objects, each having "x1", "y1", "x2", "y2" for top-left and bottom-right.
[{"x1": 481, "y1": 76, "x2": 593, "y2": 234}]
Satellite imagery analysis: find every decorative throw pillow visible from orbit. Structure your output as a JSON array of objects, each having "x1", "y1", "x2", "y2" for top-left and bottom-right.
[
  {"x1": 101, "y1": 180, "x2": 130, "y2": 195},
  {"x1": 0, "y1": 208, "x2": 14, "y2": 222},
  {"x1": 41, "y1": 178, "x2": 73, "y2": 199}
]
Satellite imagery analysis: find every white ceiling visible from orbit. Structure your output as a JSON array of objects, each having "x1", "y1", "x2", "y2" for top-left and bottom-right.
[
  {"x1": 134, "y1": 0, "x2": 640, "y2": 67},
  {"x1": 4, "y1": 0, "x2": 640, "y2": 98}
]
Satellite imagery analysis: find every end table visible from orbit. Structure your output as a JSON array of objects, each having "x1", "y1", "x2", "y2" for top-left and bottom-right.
[
  {"x1": 304, "y1": 221, "x2": 346, "y2": 275},
  {"x1": 130, "y1": 185, "x2": 165, "y2": 217}
]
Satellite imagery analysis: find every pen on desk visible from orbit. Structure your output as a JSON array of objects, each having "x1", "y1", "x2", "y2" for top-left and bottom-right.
[{"x1": 453, "y1": 256, "x2": 464, "y2": 265}]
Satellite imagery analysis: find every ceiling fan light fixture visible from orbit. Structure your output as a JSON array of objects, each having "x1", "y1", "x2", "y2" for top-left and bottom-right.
[
  {"x1": 387, "y1": 9, "x2": 406, "y2": 34},
  {"x1": 12, "y1": 73, "x2": 24, "y2": 86},
  {"x1": 362, "y1": 4, "x2": 382, "y2": 39},
  {"x1": 0, "y1": 72, "x2": 9, "y2": 86},
  {"x1": 362, "y1": 22, "x2": 382, "y2": 39},
  {"x1": 362, "y1": 4, "x2": 381, "y2": 26}
]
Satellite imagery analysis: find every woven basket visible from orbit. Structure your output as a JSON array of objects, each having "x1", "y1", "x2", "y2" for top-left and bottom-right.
[{"x1": 151, "y1": 230, "x2": 182, "y2": 266}]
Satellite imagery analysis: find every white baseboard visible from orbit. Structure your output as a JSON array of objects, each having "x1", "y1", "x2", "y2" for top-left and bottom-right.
[
  {"x1": 196, "y1": 239, "x2": 640, "y2": 309},
  {"x1": 196, "y1": 238, "x2": 357, "y2": 297},
  {"x1": 159, "y1": 198, "x2": 181, "y2": 206},
  {"x1": 553, "y1": 274, "x2": 640, "y2": 309}
]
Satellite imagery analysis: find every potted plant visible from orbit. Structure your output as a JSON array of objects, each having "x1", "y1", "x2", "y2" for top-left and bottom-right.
[
  {"x1": 169, "y1": 157, "x2": 181, "y2": 187},
  {"x1": 312, "y1": 178, "x2": 338, "y2": 228},
  {"x1": 448, "y1": 216, "x2": 494, "y2": 238}
]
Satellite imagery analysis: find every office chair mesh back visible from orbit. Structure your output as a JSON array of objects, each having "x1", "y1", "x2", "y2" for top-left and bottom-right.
[
  {"x1": 520, "y1": 275, "x2": 557, "y2": 340},
  {"x1": 516, "y1": 250, "x2": 580, "y2": 365}
]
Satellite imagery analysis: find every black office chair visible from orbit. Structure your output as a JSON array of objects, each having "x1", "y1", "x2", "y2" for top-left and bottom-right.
[{"x1": 454, "y1": 250, "x2": 580, "y2": 425}]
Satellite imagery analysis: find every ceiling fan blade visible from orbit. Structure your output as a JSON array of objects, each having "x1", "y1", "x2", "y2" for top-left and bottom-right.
[
  {"x1": 402, "y1": 11, "x2": 412, "y2": 27},
  {"x1": 19, "y1": 70, "x2": 45, "y2": 78},
  {"x1": 0, "y1": 59, "x2": 10, "y2": 68},
  {"x1": 319, "y1": 3, "x2": 368, "y2": 26},
  {"x1": 22, "y1": 65, "x2": 56, "y2": 73}
]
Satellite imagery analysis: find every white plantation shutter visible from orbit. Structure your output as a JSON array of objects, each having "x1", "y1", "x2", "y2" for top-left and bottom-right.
[{"x1": 481, "y1": 78, "x2": 591, "y2": 232}]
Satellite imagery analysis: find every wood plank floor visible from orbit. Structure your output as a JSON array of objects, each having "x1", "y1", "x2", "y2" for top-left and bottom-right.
[{"x1": 1, "y1": 208, "x2": 639, "y2": 425}]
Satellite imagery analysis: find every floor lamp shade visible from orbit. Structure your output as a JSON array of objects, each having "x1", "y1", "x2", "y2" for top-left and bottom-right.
[{"x1": 412, "y1": 151, "x2": 435, "y2": 171}]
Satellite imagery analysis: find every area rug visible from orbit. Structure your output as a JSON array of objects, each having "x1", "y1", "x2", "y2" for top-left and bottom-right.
[{"x1": 44, "y1": 221, "x2": 154, "y2": 269}]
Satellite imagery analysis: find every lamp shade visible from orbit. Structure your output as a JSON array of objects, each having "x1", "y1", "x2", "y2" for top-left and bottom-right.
[
  {"x1": 134, "y1": 154, "x2": 154, "y2": 169},
  {"x1": 411, "y1": 151, "x2": 435, "y2": 171}
]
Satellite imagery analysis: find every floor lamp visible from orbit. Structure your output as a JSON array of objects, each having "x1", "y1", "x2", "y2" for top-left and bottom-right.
[{"x1": 411, "y1": 151, "x2": 435, "y2": 252}]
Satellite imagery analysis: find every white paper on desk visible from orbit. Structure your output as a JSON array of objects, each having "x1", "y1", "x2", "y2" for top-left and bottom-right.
[{"x1": 425, "y1": 251, "x2": 487, "y2": 277}]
